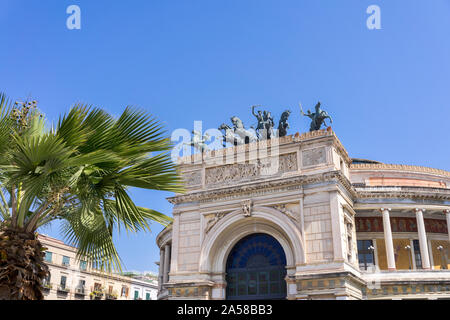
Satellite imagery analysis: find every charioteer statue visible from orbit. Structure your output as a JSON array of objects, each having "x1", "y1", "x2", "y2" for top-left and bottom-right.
[
  {"x1": 299, "y1": 101, "x2": 333, "y2": 131},
  {"x1": 251, "y1": 106, "x2": 276, "y2": 139},
  {"x1": 185, "y1": 130, "x2": 210, "y2": 153}
]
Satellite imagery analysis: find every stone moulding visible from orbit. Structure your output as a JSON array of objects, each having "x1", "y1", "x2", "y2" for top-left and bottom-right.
[
  {"x1": 156, "y1": 224, "x2": 173, "y2": 248},
  {"x1": 356, "y1": 186, "x2": 450, "y2": 201},
  {"x1": 168, "y1": 168, "x2": 450, "y2": 206},
  {"x1": 167, "y1": 170, "x2": 356, "y2": 205},
  {"x1": 351, "y1": 163, "x2": 450, "y2": 178}
]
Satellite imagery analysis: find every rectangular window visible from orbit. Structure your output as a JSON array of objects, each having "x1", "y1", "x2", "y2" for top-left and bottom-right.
[
  {"x1": 146, "y1": 292, "x2": 150, "y2": 300},
  {"x1": 413, "y1": 240, "x2": 423, "y2": 269},
  {"x1": 79, "y1": 261, "x2": 87, "y2": 271},
  {"x1": 121, "y1": 287, "x2": 127, "y2": 297},
  {"x1": 62, "y1": 256, "x2": 70, "y2": 266},
  {"x1": 134, "y1": 290, "x2": 139, "y2": 300},
  {"x1": 60, "y1": 276, "x2": 67, "y2": 288},
  {"x1": 44, "y1": 252, "x2": 52, "y2": 263},
  {"x1": 44, "y1": 273, "x2": 51, "y2": 285},
  {"x1": 357, "y1": 240, "x2": 375, "y2": 271}
]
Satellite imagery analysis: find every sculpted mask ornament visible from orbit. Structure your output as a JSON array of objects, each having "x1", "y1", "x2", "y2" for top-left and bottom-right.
[{"x1": 242, "y1": 200, "x2": 253, "y2": 217}]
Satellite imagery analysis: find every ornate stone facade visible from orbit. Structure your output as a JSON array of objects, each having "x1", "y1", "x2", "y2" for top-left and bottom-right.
[
  {"x1": 204, "y1": 152, "x2": 298, "y2": 186},
  {"x1": 157, "y1": 129, "x2": 450, "y2": 300}
]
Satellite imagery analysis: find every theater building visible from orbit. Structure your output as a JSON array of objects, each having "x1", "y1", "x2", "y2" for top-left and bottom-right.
[{"x1": 156, "y1": 129, "x2": 450, "y2": 300}]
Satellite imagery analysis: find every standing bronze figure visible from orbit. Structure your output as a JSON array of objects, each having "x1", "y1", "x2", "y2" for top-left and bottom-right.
[{"x1": 277, "y1": 110, "x2": 291, "y2": 137}]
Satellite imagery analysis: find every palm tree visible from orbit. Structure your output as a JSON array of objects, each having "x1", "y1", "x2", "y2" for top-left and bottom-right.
[{"x1": 0, "y1": 94, "x2": 184, "y2": 300}]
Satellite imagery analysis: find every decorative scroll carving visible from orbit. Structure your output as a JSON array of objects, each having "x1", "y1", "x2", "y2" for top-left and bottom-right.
[
  {"x1": 205, "y1": 153, "x2": 298, "y2": 186},
  {"x1": 242, "y1": 200, "x2": 253, "y2": 217},
  {"x1": 205, "y1": 212, "x2": 226, "y2": 234},
  {"x1": 302, "y1": 147, "x2": 326, "y2": 167},
  {"x1": 273, "y1": 204, "x2": 299, "y2": 223}
]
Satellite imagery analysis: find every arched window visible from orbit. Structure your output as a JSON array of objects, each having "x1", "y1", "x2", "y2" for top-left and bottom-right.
[{"x1": 226, "y1": 233, "x2": 287, "y2": 300}]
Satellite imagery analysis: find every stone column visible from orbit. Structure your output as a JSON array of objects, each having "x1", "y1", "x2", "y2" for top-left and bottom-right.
[
  {"x1": 381, "y1": 208, "x2": 396, "y2": 271},
  {"x1": 158, "y1": 249, "x2": 165, "y2": 291},
  {"x1": 415, "y1": 208, "x2": 431, "y2": 270},
  {"x1": 445, "y1": 210, "x2": 450, "y2": 243},
  {"x1": 163, "y1": 244, "x2": 171, "y2": 284}
]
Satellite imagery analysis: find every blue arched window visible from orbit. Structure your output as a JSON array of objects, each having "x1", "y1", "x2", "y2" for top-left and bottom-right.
[{"x1": 226, "y1": 233, "x2": 287, "y2": 300}]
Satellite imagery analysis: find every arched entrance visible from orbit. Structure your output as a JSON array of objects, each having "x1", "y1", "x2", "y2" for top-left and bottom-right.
[{"x1": 225, "y1": 233, "x2": 287, "y2": 300}]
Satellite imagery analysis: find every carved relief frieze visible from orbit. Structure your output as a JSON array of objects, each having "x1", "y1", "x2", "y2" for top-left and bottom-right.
[
  {"x1": 302, "y1": 147, "x2": 327, "y2": 167},
  {"x1": 168, "y1": 171, "x2": 357, "y2": 205},
  {"x1": 182, "y1": 170, "x2": 202, "y2": 187},
  {"x1": 204, "y1": 153, "x2": 298, "y2": 186}
]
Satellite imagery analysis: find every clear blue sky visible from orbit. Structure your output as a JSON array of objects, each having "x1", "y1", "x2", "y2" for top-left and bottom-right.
[{"x1": 1, "y1": 0, "x2": 449, "y2": 273}]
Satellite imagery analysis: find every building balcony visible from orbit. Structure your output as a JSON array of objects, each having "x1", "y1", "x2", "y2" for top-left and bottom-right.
[
  {"x1": 42, "y1": 283, "x2": 52, "y2": 290},
  {"x1": 90, "y1": 290, "x2": 104, "y2": 300},
  {"x1": 105, "y1": 293, "x2": 118, "y2": 300},
  {"x1": 75, "y1": 287, "x2": 86, "y2": 295},
  {"x1": 57, "y1": 285, "x2": 70, "y2": 293}
]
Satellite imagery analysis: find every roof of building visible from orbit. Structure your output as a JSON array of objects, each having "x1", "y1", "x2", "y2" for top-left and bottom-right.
[{"x1": 351, "y1": 158, "x2": 382, "y2": 164}]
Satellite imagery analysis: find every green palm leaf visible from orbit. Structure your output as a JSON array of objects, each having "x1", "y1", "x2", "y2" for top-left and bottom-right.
[{"x1": 0, "y1": 96, "x2": 182, "y2": 273}]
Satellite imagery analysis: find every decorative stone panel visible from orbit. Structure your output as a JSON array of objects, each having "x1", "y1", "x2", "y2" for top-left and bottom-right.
[
  {"x1": 302, "y1": 147, "x2": 327, "y2": 167},
  {"x1": 182, "y1": 170, "x2": 202, "y2": 187},
  {"x1": 205, "y1": 153, "x2": 298, "y2": 186}
]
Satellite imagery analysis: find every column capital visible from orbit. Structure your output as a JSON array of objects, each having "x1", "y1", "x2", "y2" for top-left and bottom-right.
[
  {"x1": 380, "y1": 208, "x2": 391, "y2": 212},
  {"x1": 415, "y1": 208, "x2": 426, "y2": 213}
]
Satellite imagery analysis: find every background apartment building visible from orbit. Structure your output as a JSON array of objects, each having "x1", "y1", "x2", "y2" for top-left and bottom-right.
[{"x1": 39, "y1": 234, "x2": 158, "y2": 300}]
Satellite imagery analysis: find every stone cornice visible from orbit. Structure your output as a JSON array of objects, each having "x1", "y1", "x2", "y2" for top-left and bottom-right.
[
  {"x1": 355, "y1": 186, "x2": 450, "y2": 201},
  {"x1": 295, "y1": 128, "x2": 351, "y2": 165},
  {"x1": 350, "y1": 163, "x2": 450, "y2": 178},
  {"x1": 168, "y1": 172, "x2": 450, "y2": 206},
  {"x1": 156, "y1": 224, "x2": 172, "y2": 248},
  {"x1": 167, "y1": 170, "x2": 356, "y2": 205}
]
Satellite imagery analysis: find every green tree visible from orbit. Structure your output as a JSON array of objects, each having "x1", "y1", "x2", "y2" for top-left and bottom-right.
[{"x1": 0, "y1": 94, "x2": 184, "y2": 300}]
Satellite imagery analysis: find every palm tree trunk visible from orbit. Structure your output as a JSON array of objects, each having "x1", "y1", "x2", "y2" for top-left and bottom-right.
[{"x1": 0, "y1": 226, "x2": 49, "y2": 300}]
